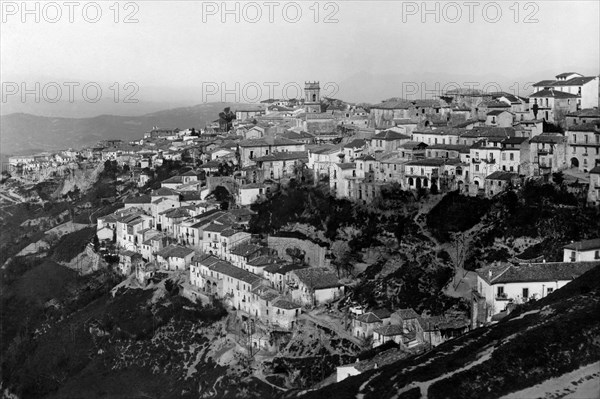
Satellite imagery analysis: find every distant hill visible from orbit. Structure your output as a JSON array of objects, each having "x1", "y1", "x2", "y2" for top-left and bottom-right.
[
  {"x1": 0, "y1": 102, "x2": 249, "y2": 155},
  {"x1": 293, "y1": 264, "x2": 600, "y2": 399}
]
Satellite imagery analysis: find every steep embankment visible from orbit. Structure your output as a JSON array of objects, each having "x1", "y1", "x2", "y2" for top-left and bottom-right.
[{"x1": 292, "y1": 264, "x2": 600, "y2": 399}]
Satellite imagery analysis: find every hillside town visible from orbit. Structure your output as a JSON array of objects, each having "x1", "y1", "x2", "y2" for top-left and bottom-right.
[{"x1": 3, "y1": 74, "x2": 600, "y2": 388}]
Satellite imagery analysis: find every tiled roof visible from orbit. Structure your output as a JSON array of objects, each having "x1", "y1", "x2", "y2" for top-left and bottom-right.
[
  {"x1": 238, "y1": 138, "x2": 303, "y2": 147},
  {"x1": 229, "y1": 243, "x2": 263, "y2": 257},
  {"x1": 210, "y1": 260, "x2": 262, "y2": 285},
  {"x1": 356, "y1": 312, "x2": 383, "y2": 324},
  {"x1": 373, "y1": 131, "x2": 411, "y2": 141},
  {"x1": 272, "y1": 299, "x2": 301, "y2": 309},
  {"x1": 373, "y1": 324, "x2": 404, "y2": 336},
  {"x1": 477, "y1": 261, "x2": 599, "y2": 284},
  {"x1": 563, "y1": 238, "x2": 600, "y2": 251},
  {"x1": 529, "y1": 133, "x2": 565, "y2": 144},
  {"x1": 395, "y1": 308, "x2": 419, "y2": 320},
  {"x1": 156, "y1": 245, "x2": 195, "y2": 259},
  {"x1": 567, "y1": 108, "x2": 600, "y2": 118},
  {"x1": 204, "y1": 222, "x2": 231, "y2": 233},
  {"x1": 343, "y1": 139, "x2": 367, "y2": 149},
  {"x1": 502, "y1": 137, "x2": 528, "y2": 145},
  {"x1": 530, "y1": 89, "x2": 580, "y2": 99},
  {"x1": 487, "y1": 110, "x2": 510, "y2": 116},
  {"x1": 160, "y1": 207, "x2": 190, "y2": 218},
  {"x1": 161, "y1": 176, "x2": 184, "y2": 184},
  {"x1": 151, "y1": 187, "x2": 179, "y2": 197},
  {"x1": 292, "y1": 267, "x2": 341, "y2": 290},
  {"x1": 485, "y1": 171, "x2": 519, "y2": 181},
  {"x1": 124, "y1": 195, "x2": 152, "y2": 204},
  {"x1": 372, "y1": 100, "x2": 412, "y2": 110},
  {"x1": 253, "y1": 151, "x2": 308, "y2": 162},
  {"x1": 554, "y1": 76, "x2": 596, "y2": 86},
  {"x1": 566, "y1": 121, "x2": 600, "y2": 132},
  {"x1": 493, "y1": 261, "x2": 600, "y2": 284}
]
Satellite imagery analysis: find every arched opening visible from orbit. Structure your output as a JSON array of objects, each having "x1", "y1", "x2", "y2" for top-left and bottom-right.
[
  {"x1": 416, "y1": 178, "x2": 422, "y2": 190},
  {"x1": 408, "y1": 177, "x2": 414, "y2": 187},
  {"x1": 570, "y1": 157, "x2": 579, "y2": 168}
]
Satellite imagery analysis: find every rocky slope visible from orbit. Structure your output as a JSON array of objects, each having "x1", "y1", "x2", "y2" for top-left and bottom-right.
[{"x1": 290, "y1": 264, "x2": 600, "y2": 399}]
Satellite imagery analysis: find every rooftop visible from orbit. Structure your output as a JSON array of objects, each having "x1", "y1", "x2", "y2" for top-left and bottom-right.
[
  {"x1": 563, "y1": 238, "x2": 600, "y2": 251},
  {"x1": 292, "y1": 267, "x2": 341, "y2": 290}
]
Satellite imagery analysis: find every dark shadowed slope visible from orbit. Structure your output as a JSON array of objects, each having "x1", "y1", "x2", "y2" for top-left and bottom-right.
[{"x1": 290, "y1": 264, "x2": 600, "y2": 399}]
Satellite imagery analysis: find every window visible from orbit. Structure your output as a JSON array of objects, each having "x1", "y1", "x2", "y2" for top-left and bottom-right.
[
  {"x1": 502, "y1": 153, "x2": 506, "y2": 161},
  {"x1": 475, "y1": 165, "x2": 480, "y2": 172},
  {"x1": 497, "y1": 286, "x2": 505, "y2": 297},
  {"x1": 595, "y1": 250, "x2": 600, "y2": 259},
  {"x1": 522, "y1": 288, "x2": 529, "y2": 298},
  {"x1": 510, "y1": 153, "x2": 514, "y2": 161},
  {"x1": 547, "y1": 287, "x2": 554, "y2": 294},
  {"x1": 573, "y1": 134, "x2": 577, "y2": 143}
]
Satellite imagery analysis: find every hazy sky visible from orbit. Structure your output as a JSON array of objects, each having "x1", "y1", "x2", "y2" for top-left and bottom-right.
[{"x1": 1, "y1": 0, "x2": 599, "y2": 104}]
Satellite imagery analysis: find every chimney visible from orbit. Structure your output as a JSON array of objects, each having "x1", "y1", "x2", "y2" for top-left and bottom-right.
[{"x1": 488, "y1": 270, "x2": 492, "y2": 280}]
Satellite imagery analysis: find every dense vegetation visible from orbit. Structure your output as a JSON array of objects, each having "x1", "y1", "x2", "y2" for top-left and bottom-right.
[{"x1": 0, "y1": 257, "x2": 252, "y2": 399}]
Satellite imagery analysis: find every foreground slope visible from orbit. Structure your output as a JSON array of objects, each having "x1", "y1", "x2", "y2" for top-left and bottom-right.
[{"x1": 293, "y1": 265, "x2": 600, "y2": 399}]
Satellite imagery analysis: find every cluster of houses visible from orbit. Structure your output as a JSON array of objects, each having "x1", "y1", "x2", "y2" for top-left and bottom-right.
[
  {"x1": 10, "y1": 73, "x2": 600, "y2": 205},
  {"x1": 350, "y1": 307, "x2": 469, "y2": 350},
  {"x1": 96, "y1": 179, "x2": 346, "y2": 338},
  {"x1": 8, "y1": 74, "x2": 596, "y2": 357}
]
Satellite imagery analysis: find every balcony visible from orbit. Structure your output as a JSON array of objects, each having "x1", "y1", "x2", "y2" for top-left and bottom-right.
[{"x1": 495, "y1": 293, "x2": 509, "y2": 301}]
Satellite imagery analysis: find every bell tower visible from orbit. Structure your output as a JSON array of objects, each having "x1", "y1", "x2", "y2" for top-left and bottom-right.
[{"x1": 304, "y1": 81, "x2": 321, "y2": 113}]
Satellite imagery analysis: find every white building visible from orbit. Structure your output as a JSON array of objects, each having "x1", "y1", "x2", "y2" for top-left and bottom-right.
[
  {"x1": 563, "y1": 238, "x2": 600, "y2": 262},
  {"x1": 474, "y1": 261, "x2": 599, "y2": 323}
]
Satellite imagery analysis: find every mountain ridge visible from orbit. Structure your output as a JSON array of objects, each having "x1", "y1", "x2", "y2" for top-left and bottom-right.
[{"x1": 0, "y1": 102, "x2": 252, "y2": 155}]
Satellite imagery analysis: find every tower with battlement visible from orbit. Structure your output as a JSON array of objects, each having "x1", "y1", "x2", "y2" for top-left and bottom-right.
[{"x1": 304, "y1": 81, "x2": 321, "y2": 113}]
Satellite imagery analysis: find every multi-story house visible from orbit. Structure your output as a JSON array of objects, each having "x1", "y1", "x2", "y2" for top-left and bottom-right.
[
  {"x1": 252, "y1": 151, "x2": 308, "y2": 181},
  {"x1": 237, "y1": 138, "x2": 305, "y2": 167},
  {"x1": 473, "y1": 260, "x2": 599, "y2": 324},
  {"x1": 565, "y1": 121, "x2": 600, "y2": 172},
  {"x1": 527, "y1": 133, "x2": 568, "y2": 176},
  {"x1": 307, "y1": 145, "x2": 343, "y2": 182},
  {"x1": 370, "y1": 130, "x2": 411, "y2": 152},
  {"x1": 329, "y1": 162, "x2": 357, "y2": 199},
  {"x1": 288, "y1": 267, "x2": 343, "y2": 307},
  {"x1": 529, "y1": 89, "x2": 579, "y2": 124},
  {"x1": 155, "y1": 244, "x2": 195, "y2": 271}
]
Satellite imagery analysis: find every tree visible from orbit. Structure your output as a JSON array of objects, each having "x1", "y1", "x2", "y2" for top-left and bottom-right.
[
  {"x1": 286, "y1": 247, "x2": 306, "y2": 264},
  {"x1": 218, "y1": 107, "x2": 236, "y2": 132},
  {"x1": 93, "y1": 234, "x2": 100, "y2": 252},
  {"x1": 552, "y1": 171, "x2": 565, "y2": 186}
]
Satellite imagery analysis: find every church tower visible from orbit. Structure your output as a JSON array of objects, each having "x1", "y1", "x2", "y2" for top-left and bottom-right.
[{"x1": 304, "y1": 81, "x2": 321, "y2": 113}]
